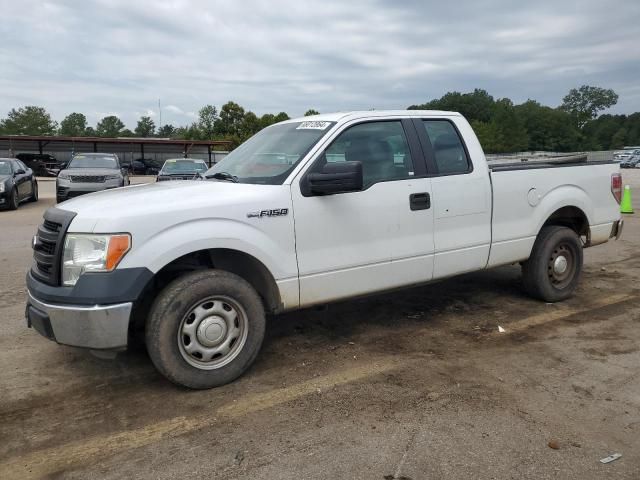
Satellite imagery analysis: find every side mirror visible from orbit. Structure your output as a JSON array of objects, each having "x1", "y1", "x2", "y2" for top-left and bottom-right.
[
  {"x1": 15, "y1": 169, "x2": 26, "y2": 175},
  {"x1": 306, "y1": 161, "x2": 363, "y2": 196}
]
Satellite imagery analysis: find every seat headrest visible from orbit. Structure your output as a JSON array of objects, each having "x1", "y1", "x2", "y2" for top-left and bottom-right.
[{"x1": 433, "y1": 133, "x2": 460, "y2": 150}]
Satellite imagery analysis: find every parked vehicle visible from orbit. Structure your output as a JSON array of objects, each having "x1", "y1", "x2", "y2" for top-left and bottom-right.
[
  {"x1": 0, "y1": 158, "x2": 38, "y2": 210},
  {"x1": 614, "y1": 148, "x2": 640, "y2": 162},
  {"x1": 135, "y1": 158, "x2": 162, "y2": 175},
  {"x1": 121, "y1": 159, "x2": 147, "y2": 175},
  {"x1": 620, "y1": 154, "x2": 640, "y2": 168},
  {"x1": 56, "y1": 153, "x2": 129, "y2": 203},
  {"x1": 15, "y1": 153, "x2": 61, "y2": 177},
  {"x1": 156, "y1": 158, "x2": 208, "y2": 181},
  {"x1": 26, "y1": 111, "x2": 623, "y2": 389}
]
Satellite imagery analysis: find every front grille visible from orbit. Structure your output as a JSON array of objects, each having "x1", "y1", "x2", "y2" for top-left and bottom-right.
[
  {"x1": 157, "y1": 174, "x2": 199, "y2": 181},
  {"x1": 31, "y1": 208, "x2": 76, "y2": 286},
  {"x1": 70, "y1": 175, "x2": 106, "y2": 183}
]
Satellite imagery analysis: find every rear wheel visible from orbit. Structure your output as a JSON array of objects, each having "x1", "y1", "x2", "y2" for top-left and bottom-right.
[
  {"x1": 145, "y1": 269, "x2": 266, "y2": 389},
  {"x1": 522, "y1": 226, "x2": 583, "y2": 302},
  {"x1": 29, "y1": 181, "x2": 38, "y2": 202}
]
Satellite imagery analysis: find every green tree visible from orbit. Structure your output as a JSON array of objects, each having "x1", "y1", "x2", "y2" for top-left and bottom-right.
[
  {"x1": 274, "y1": 112, "x2": 290, "y2": 123},
  {"x1": 514, "y1": 100, "x2": 580, "y2": 151},
  {"x1": 175, "y1": 122, "x2": 201, "y2": 140},
  {"x1": 241, "y1": 111, "x2": 261, "y2": 140},
  {"x1": 560, "y1": 85, "x2": 618, "y2": 129},
  {"x1": 85, "y1": 126, "x2": 96, "y2": 136},
  {"x1": 198, "y1": 105, "x2": 219, "y2": 140},
  {"x1": 491, "y1": 98, "x2": 529, "y2": 152},
  {"x1": 409, "y1": 89, "x2": 495, "y2": 123},
  {"x1": 59, "y1": 112, "x2": 88, "y2": 136},
  {"x1": 157, "y1": 124, "x2": 177, "y2": 138},
  {"x1": 0, "y1": 106, "x2": 57, "y2": 135},
  {"x1": 304, "y1": 109, "x2": 319, "y2": 116},
  {"x1": 610, "y1": 128, "x2": 628, "y2": 149},
  {"x1": 259, "y1": 113, "x2": 276, "y2": 129},
  {"x1": 215, "y1": 101, "x2": 246, "y2": 137},
  {"x1": 470, "y1": 120, "x2": 504, "y2": 153},
  {"x1": 134, "y1": 116, "x2": 155, "y2": 137},
  {"x1": 96, "y1": 115, "x2": 126, "y2": 137}
]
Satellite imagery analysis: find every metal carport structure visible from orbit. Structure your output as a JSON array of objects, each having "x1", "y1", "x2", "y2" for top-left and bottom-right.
[{"x1": 0, "y1": 135, "x2": 231, "y2": 167}]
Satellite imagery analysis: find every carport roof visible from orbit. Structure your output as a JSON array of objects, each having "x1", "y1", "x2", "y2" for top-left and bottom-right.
[{"x1": 0, "y1": 135, "x2": 231, "y2": 155}]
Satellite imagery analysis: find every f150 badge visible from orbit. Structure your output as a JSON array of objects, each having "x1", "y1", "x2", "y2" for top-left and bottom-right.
[{"x1": 247, "y1": 208, "x2": 289, "y2": 218}]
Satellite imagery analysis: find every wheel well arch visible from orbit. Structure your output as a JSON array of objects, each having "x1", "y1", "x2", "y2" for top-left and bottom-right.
[
  {"x1": 129, "y1": 248, "x2": 282, "y2": 341},
  {"x1": 541, "y1": 206, "x2": 590, "y2": 242},
  {"x1": 154, "y1": 248, "x2": 282, "y2": 313}
]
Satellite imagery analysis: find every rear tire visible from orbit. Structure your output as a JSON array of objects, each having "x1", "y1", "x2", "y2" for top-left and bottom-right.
[
  {"x1": 29, "y1": 181, "x2": 38, "y2": 202},
  {"x1": 522, "y1": 226, "x2": 583, "y2": 302},
  {"x1": 145, "y1": 269, "x2": 266, "y2": 389}
]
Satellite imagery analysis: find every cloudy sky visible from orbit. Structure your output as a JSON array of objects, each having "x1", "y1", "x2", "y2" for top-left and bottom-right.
[{"x1": 1, "y1": 0, "x2": 639, "y2": 129}]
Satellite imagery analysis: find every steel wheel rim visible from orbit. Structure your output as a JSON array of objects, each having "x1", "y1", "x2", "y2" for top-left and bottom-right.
[
  {"x1": 177, "y1": 295, "x2": 249, "y2": 370},
  {"x1": 547, "y1": 243, "x2": 575, "y2": 289}
]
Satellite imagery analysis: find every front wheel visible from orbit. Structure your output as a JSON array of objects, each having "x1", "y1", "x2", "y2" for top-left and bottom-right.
[
  {"x1": 522, "y1": 226, "x2": 583, "y2": 302},
  {"x1": 8, "y1": 188, "x2": 19, "y2": 210},
  {"x1": 145, "y1": 270, "x2": 266, "y2": 389}
]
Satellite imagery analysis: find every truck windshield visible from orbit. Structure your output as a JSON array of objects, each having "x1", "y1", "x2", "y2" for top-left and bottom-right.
[{"x1": 204, "y1": 121, "x2": 334, "y2": 184}]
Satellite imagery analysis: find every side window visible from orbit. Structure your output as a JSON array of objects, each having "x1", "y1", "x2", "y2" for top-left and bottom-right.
[
  {"x1": 421, "y1": 120, "x2": 470, "y2": 175},
  {"x1": 17, "y1": 160, "x2": 28, "y2": 171},
  {"x1": 321, "y1": 121, "x2": 413, "y2": 187}
]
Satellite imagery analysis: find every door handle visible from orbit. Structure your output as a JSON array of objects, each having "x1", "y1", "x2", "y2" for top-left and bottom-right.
[{"x1": 409, "y1": 192, "x2": 430, "y2": 211}]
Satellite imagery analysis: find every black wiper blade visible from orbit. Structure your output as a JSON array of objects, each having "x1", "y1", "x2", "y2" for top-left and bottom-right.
[{"x1": 205, "y1": 171, "x2": 239, "y2": 183}]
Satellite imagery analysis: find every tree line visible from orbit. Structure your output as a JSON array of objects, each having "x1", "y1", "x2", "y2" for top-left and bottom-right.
[
  {"x1": 0, "y1": 86, "x2": 637, "y2": 152},
  {"x1": 409, "y1": 85, "x2": 633, "y2": 153}
]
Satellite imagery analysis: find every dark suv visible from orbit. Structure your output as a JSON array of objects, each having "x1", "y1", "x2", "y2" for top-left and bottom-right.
[{"x1": 16, "y1": 153, "x2": 61, "y2": 177}]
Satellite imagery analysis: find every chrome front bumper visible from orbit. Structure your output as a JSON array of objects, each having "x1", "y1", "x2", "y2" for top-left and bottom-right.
[{"x1": 26, "y1": 290, "x2": 132, "y2": 350}]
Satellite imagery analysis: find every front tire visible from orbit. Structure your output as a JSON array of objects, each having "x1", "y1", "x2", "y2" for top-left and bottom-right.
[
  {"x1": 145, "y1": 270, "x2": 266, "y2": 389},
  {"x1": 8, "y1": 188, "x2": 19, "y2": 210},
  {"x1": 522, "y1": 226, "x2": 583, "y2": 302}
]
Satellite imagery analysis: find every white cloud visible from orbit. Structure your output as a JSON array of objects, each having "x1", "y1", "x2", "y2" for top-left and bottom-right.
[{"x1": 0, "y1": 0, "x2": 638, "y2": 129}]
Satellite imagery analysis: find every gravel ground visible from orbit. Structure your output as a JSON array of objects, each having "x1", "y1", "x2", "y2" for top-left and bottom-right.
[{"x1": 0, "y1": 171, "x2": 639, "y2": 480}]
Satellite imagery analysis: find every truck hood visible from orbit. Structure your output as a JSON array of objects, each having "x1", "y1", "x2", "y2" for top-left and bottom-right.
[{"x1": 60, "y1": 180, "x2": 290, "y2": 232}]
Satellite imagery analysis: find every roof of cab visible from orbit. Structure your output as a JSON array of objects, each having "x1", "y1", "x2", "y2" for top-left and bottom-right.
[{"x1": 284, "y1": 110, "x2": 462, "y2": 124}]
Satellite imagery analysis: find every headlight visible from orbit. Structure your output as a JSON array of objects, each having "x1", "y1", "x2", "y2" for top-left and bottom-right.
[
  {"x1": 104, "y1": 174, "x2": 122, "y2": 180},
  {"x1": 0, "y1": 182, "x2": 5, "y2": 193},
  {"x1": 58, "y1": 172, "x2": 70, "y2": 180},
  {"x1": 62, "y1": 233, "x2": 131, "y2": 286}
]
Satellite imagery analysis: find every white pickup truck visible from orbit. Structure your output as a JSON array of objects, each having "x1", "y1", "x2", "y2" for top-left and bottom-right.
[{"x1": 26, "y1": 111, "x2": 624, "y2": 389}]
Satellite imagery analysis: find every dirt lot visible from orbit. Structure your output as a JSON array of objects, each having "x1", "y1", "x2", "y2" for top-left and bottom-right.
[{"x1": 1, "y1": 172, "x2": 639, "y2": 479}]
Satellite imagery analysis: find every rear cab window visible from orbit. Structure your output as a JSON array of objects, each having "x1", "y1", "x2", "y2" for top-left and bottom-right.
[{"x1": 418, "y1": 120, "x2": 471, "y2": 175}]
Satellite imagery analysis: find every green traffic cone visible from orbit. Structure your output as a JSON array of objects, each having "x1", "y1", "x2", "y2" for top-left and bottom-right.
[{"x1": 620, "y1": 185, "x2": 634, "y2": 214}]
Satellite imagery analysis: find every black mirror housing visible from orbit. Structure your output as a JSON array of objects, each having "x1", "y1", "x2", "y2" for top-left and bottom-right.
[{"x1": 307, "y1": 161, "x2": 363, "y2": 196}]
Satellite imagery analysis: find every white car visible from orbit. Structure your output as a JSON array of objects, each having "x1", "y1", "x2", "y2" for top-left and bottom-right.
[{"x1": 26, "y1": 110, "x2": 623, "y2": 389}]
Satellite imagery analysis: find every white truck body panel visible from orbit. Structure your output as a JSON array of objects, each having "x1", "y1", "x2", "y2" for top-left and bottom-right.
[{"x1": 57, "y1": 110, "x2": 621, "y2": 312}]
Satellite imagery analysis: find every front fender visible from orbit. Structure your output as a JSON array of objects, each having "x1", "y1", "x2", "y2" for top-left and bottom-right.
[{"x1": 118, "y1": 218, "x2": 298, "y2": 281}]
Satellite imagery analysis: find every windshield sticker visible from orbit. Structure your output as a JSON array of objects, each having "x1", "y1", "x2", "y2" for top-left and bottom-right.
[{"x1": 296, "y1": 121, "x2": 331, "y2": 130}]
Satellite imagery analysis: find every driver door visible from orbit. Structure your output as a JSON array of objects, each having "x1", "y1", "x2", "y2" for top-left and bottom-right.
[{"x1": 292, "y1": 119, "x2": 435, "y2": 307}]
